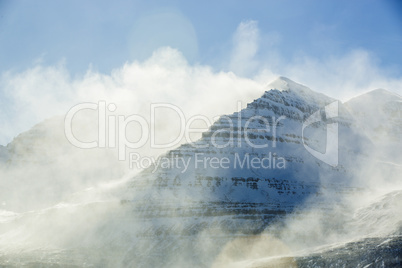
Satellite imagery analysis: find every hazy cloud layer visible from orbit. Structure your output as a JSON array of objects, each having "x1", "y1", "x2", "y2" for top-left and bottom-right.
[{"x1": 1, "y1": 20, "x2": 401, "y2": 146}]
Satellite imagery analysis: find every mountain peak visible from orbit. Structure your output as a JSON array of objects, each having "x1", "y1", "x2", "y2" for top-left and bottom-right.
[
  {"x1": 264, "y1": 76, "x2": 335, "y2": 106},
  {"x1": 267, "y1": 76, "x2": 309, "y2": 92},
  {"x1": 346, "y1": 88, "x2": 402, "y2": 106},
  {"x1": 364, "y1": 88, "x2": 401, "y2": 100}
]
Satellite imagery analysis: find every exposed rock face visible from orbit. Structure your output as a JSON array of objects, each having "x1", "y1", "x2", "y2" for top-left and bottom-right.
[{"x1": 122, "y1": 77, "x2": 368, "y2": 238}]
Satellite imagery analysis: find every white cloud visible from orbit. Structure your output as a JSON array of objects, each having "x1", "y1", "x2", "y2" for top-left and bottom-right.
[
  {"x1": 230, "y1": 20, "x2": 260, "y2": 76},
  {"x1": 1, "y1": 20, "x2": 402, "y2": 148},
  {"x1": 0, "y1": 47, "x2": 264, "y2": 148},
  {"x1": 274, "y1": 49, "x2": 402, "y2": 101}
]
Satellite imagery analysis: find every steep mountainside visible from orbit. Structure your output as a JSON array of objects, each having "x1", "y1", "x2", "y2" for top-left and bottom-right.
[{"x1": 122, "y1": 77, "x2": 368, "y2": 235}]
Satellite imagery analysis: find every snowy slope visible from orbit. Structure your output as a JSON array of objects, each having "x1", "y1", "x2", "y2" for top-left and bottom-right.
[
  {"x1": 118, "y1": 77, "x2": 369, "y2": 246},
  {"x1": 125, "y1": 77, "x2": 366, "y2": 203},
  {"x1": 353, "y1": 190, "x2": 402, "y2": 237},
  {"x1": 345, "y1": 88, "x2": 402, "y2": 149},
  {"x1": 0, "y1": 77, "x2": 400, "y2": 267},
  {"x1": 345, "y1": 88, "x2": 402, "y2": 188},
  {"x1": 235, "y1": 235, "x2": 402, "y2": 268}
]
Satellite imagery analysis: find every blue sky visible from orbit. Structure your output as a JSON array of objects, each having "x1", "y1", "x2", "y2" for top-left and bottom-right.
[
  {"x1": 1, "y1": 0, "x2": 401, "y2": 75},
  {"x1": 0, "y1": 0, "x2": 402, "y2": 145}
]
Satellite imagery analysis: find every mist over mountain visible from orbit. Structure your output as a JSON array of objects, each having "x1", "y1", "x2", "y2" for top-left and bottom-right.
[
  {"x1": 346, "y1": 88, "x2": 402, "y2": 162},
  {"x1": 0, "y1": 77, "x2": 401, "y2": 267},
  {"x1": 122, "y1": 77, "x2": 368, "y2": 229},
  {"x1": 0, "y1": 145, "x2": 7, "y2": 162}
]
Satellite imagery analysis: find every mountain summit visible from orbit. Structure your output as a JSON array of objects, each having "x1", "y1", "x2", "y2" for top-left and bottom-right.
[
  {"x1": 346, "y1": 87, "x2": 402, "y2": 145},
  {"x1": 266, "y1": 76, "x2": 335, "y2": 106}
]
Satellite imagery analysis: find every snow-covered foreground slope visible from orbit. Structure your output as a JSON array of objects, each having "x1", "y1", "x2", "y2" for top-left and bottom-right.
[
  {"x1": 0, "y1": 77, "x2": 400, "y2": 267},
  {"x1": 1, "y1": 188, "x2": 402, "y2": 267},
  {"x1": 229, "y1": 190, "x2": 402, "y2": 268},
  {"x1": 232, "y1": 235, "x2": 402, "y2": 268}
]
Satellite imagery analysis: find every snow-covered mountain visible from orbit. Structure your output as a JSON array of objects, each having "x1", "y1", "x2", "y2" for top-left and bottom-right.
[
  {"x1": 345, "y1": 88, "x2": 402, "y2": 188},
  {"x1": 345, "y1": 88, "x2": 402, "y2": 145},
  {"x1": 123, "y1": 77, "x2": 367, "y2": 220},
  {"x1": 345, "y1": 88, "x2": 402, "y2": 161},
  {"x1": 0, "y1": 76, "x2": 400, "y2": 267},
  {"x1": 353, "y1": 190, "x2": 402, "y2": 237}
]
